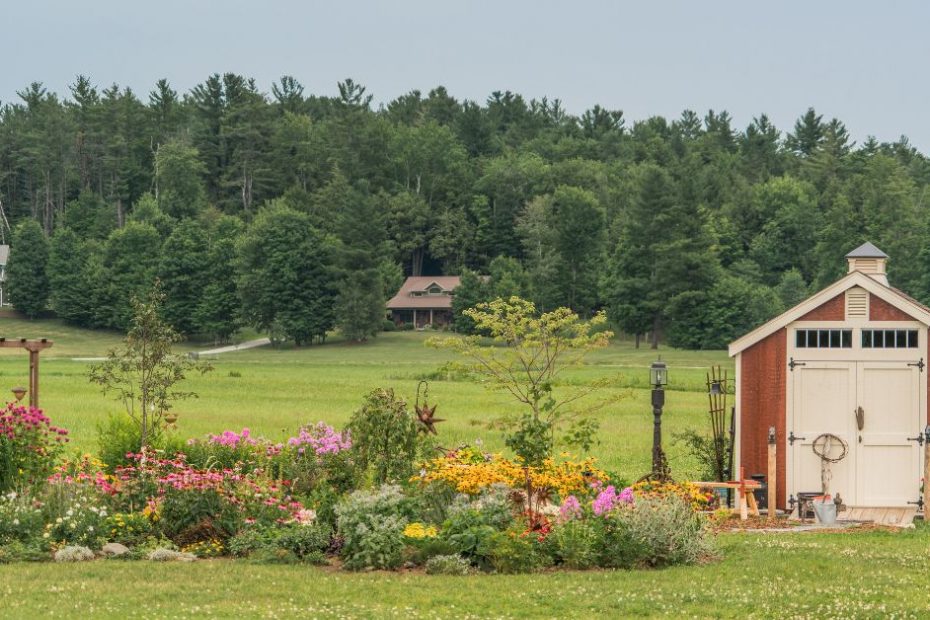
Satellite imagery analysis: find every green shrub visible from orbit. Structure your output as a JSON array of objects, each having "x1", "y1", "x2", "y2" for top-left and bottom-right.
[
  {"x1": 382, "y1": 319, "x2": 397, "y2": 332},
  {"x1": 276, "y1": 523, "x2": 331, "y2": 561},
  {"x1": 348, "y1": 388, "x2": 419, "y2": 484},
  {"x1": 486, "y1": 529, "x2": 548, "y2": 574},
  {"x1": 96, "y1": 414, "x2": 143, "y2": 472},
  {"x1": 550, "y1": 519, "x2": 602, "y2": 569},
  {"x1": 103, "y1": 512, "x2": 153, "y2": 546},
  {"x1": 0, "y1": 491, "x2": 44, "y2": 544},
  {"x1": 227, "y1": 527, "x2": 281, "y2": 558},
  {"x1": 440, "y1": 509, "x2": 498, "y2": 569},
  {"x1": 0, "y1": 540, "x2": 47, "y2": 563},
  {"x1": 158, "y1": 487, "x2": 240, "y2": 545},
  {"x1": 425, "y1": 554, "x2": 473, "y2": 575},
  {"x1": 336, "y1": 485, "x2": 411, "y2": 570},
  {"x1": 602, "y1": 495, "x2": 716, "y2": 568}
]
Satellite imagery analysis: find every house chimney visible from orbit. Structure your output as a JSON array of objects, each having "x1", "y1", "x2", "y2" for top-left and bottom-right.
[{"x1": 845, "y1": 242, "x2": 888, "y2": 286}]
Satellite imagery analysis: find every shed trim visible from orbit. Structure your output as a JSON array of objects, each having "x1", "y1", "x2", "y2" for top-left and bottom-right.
[{"x1": 728, "y1": 271, "x2": 930, "y2": 356}]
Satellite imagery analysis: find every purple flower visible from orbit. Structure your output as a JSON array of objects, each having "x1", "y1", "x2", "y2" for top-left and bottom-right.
[
  {"x1": 559, "y1": 495, "x2": 582, "y2": 522},
  {"x1": 592, "y1": 485, "x2": 635, "y2": 516}
]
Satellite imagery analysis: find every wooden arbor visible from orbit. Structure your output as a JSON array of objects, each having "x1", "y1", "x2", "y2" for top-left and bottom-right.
[{"x1": 0, "y1": 338, "x2": 53, "y2": 408}]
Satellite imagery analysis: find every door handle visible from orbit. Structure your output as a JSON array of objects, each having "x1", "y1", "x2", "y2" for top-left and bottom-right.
[{"x1": 855, "y1": 406, "x2": 864, "y2": 431}]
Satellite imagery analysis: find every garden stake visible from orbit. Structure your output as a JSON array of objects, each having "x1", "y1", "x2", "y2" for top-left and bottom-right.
[{"x1": 767, "y1": 427, "x2": 776, "y2": 521}]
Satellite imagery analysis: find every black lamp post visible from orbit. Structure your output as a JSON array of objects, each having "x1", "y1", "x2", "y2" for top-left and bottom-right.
[{"x1": 650, "y1": 359, "x2": 668, "y2": 476}]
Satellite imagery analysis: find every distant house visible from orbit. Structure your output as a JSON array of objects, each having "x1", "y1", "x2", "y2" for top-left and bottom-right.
[{"x1": 386, "y1": 276, "x2": 461, "y2": 328}]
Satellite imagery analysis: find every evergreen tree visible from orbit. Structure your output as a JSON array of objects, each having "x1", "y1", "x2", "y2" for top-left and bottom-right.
[
  {"x1": 194, "y1": 217, "x2": 244, "y2": 343},
  {"x1": 451, "y1": 269, "x2": 490, "y2": 334},
  {"x1": 238, "y1": 201, "x2": 336, "y2": 345},
  {"x1": 48, "y1": 227, "x2": 93, "y2": 325},
  {"x1": 550, "y1": 185, "x2": 606, "y2": 314},
  {"x1": 334, "y1": 188, "x2": 386, "y2": 342},
  {"x1": 7, "y1": 220, "x2": 50, "y2": 318},
  {"x1": 154, "y1": 140, "x2": 208, "y2": 219},
  {"x1": 95, "y1": 222, "x2": 162, "y2": 330},
  {"x1": 775, "y1": 269, "x2": 809, "y2": 309},
  {"x1": 157, "y1": 219, "x2": 210, "y2": 335}
]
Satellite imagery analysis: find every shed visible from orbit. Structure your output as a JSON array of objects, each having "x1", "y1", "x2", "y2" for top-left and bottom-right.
[{"x1": 728, "y1": 243, "x2": 930, "y2": 510}]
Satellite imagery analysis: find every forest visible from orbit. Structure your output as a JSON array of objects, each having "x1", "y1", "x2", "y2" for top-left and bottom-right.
[{"x1": 1, "y1": 74, "x2": 929, "y2": 348}]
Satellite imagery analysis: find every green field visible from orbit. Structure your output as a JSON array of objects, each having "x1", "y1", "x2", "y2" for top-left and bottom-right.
[{"x1": 0, "y1": 315, "x2": 731, "y2": 478}]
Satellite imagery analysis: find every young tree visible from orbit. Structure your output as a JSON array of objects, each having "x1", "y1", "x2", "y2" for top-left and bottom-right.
[
  {"x1": 429, "y1": 297, "x2": 612, "y2": 464},
  {"x1": 89, "y1": 285, "x2": 212, "y2": 448},
  {"x1": 7, "y1": 220, "x2": 50, "y2": 318},
  {"x1": 238, "y1": 201, "x2": 336, "y2": 345}
]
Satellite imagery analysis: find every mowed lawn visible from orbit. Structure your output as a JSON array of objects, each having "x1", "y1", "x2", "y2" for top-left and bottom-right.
[{"x1": 2, "y1": 528, "x2": 929, "y2": 618}]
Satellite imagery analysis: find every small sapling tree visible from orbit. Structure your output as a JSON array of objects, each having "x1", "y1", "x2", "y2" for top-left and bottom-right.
[
  {"x1": 89, "y1": 283, "x2": 212, "y2": 448},
  {"x1": 428, "y1": 296, "x2": 614, "y2": 465}
]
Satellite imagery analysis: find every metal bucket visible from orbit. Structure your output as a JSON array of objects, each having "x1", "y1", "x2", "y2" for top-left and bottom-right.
[{"x1": 813, "y1": 498, "x2": 837, "y2": 525}]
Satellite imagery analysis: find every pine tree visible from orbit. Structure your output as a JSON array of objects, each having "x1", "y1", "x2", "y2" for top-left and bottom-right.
[
  {"x1": 335, "y1": 187, "x2": 386, "y2": 342},
  {"x1": 48, "y1": 227, "x2": 93, "y2": 325},
  {"x1": 7, "y1": 220, "x2": 50, "y2": 318},
  {"x1": 194, "y1": 217, "x2": 244, "y2": 343}
]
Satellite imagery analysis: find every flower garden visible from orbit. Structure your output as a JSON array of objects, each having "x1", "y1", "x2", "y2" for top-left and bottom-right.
[{"x1": 0, "y1": 392, "x2": 717, "y2": 573}]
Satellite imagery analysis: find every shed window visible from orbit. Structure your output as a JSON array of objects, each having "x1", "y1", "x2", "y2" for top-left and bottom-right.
[
  {"x1": 795, "y1": 329, "x2": 852, "y2": 349},
  {"x1": 861, "y1": 329, "x2": 918, "y2": 349}
]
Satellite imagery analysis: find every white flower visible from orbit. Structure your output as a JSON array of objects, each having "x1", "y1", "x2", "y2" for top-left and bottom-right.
[
  {"x1": 88, "y1": 526, "x2": 94, "y2": 532},
  {"x1": 69, "y1": 522, "x2": 76, "y2": 529},
  {"x1": 55, "y1": 517, "x2": 63, "y2": 524},
  {"x1": 67, "y1": 509, "x2": 74, "y2": 517},
  {"x1": 43, "y1": 532, "x2": 50, "y2": 539},
  {"x1": 12, "y1": 519, "x2": 19, "y2": 526}
]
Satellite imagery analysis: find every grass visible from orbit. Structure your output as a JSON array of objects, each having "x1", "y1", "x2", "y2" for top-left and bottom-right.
[
  {"x1": 0, "y1": 314, "x2": 732, "y2": 477},
  {"x1": 2, "y1": 527, "x2": 929, "y2": 618}
]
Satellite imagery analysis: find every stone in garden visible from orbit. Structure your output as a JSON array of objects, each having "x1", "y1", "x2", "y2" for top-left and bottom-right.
[
  {"x1": 147, "y1": 548, "x2": 197, "y2": 562},
  {"x1": 54, "y1": 546, "x2": 95, "y2": 562},
  {"x1": 101, "y1": 542, "x2": 130, "y2": 557}
]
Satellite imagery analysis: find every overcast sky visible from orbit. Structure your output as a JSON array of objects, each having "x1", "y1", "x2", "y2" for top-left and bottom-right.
[{"x1": 3, "y1": 1, "x2": 929, "y2": 150}]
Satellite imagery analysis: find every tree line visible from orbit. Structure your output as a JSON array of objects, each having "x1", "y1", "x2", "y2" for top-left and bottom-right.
[{"x1": 2, "y1": 74, "x2": 930, "y2": 347}]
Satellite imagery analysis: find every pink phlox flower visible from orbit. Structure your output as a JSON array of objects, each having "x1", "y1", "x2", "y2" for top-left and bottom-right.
[{"x1": 559, "y1": 495, "x2": 582, "y2": 522}]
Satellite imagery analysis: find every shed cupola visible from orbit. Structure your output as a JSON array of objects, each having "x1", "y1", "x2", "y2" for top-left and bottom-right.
[{"x1": 845, "y1": 242, "x2": 888, "y2": 286}]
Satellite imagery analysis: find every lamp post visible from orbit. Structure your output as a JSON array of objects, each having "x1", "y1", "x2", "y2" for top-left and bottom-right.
[{"x1": 650, "y1": 359, "x2": 668, "y2": 477}]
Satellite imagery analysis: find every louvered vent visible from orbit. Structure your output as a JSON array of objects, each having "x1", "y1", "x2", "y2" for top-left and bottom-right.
[
  {"x1": 846, "y1": 288, "x2": 868, "y2": 319},
  {"x1": 851, "y1": 258, "x2": 879, "y2": 274}
]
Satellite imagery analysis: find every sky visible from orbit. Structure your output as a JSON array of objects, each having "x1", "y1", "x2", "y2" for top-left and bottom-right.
[{"x1": 3, "y1": 1, "x2": 929, "y2": 150}]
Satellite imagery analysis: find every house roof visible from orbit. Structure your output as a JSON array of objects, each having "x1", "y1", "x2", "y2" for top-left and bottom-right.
[
  {"x1": 728, "y1": 270, "x2": 930, "y2": 357},
  {"x1": 386, "y1": 276, "x2": 461, "y2": 310},
  {"x1": 845, "y1": 242, "x2": 888, "y2": 259}
]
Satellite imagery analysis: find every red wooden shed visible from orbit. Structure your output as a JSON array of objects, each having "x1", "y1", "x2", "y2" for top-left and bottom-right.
[{"x1": 728, "y1": 243, "x2": 930, "y2": 511}]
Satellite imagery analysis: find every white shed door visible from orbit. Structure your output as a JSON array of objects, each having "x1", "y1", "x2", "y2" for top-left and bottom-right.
[
  {"x1": 791, "y1": 363, "x2": 856, "y2": 501},
  {"x1": 856, "y1": 363, "x2": 922, "y2": 506},
  {"x1": 790, "y1": 361, "x2": 922, "y2": 506}
]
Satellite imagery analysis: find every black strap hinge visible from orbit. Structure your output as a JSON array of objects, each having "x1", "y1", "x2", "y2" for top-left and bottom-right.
[
  {"x1": 908, "y1": 358, "x2": 925, "y2": 372},
  {"x1": 788, "y1": 431, "x2": 805, "y2": 445},
  {"x1": 789, "y1": 357, "x2": 806, "y2": 371}
]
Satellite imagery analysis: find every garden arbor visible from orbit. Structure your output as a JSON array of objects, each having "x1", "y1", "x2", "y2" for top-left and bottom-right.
[{"x1": 0, "y1": 338, "x2": 53, "y2": 408}]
